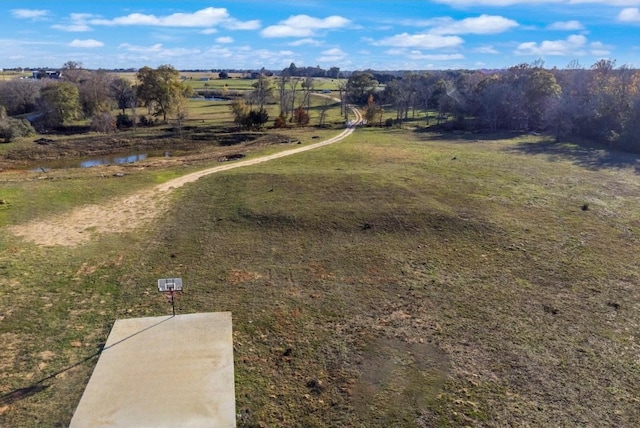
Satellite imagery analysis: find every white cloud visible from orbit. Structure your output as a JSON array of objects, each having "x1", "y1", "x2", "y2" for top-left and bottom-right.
[
  {"x1": 317, "y1": 47, "x2": 347, "y2": 62},
  {"x1": 397, "y1": 19, "x2": 440, "y2": 27},
  {"x1": 224, "y1": 19, "x2": 261, "y2": 30},
  {"x1": 476, "y1": 46, "x2": 500, "y2": 54},
  {"x1": 91, "y1": 7, "x2": 227, "y2": 26},
  {"x1": 515, "y1": 34, "x2": 609, "y2": 56},
  {"x1": 547, "y1": 20, "x2": 585, "y2": 30},
  {"x1": 240, "y1": 49, "x2": 299, "y2": 67},
  {"x1": 261, "y1": 15, "x2": 351, "y2": 38},
  {"x1": 383, "y1": 48, "x2": 464, "y2": 60},
  {"x1": 410, "y1": 51, "x2": 465, "y2": 60},
  {"x1": 198, "y1": 45, "x2": 302, "y2": 68},
  {"x1": 376, "y1": 32, "x2": 464, "y2": 49},
  {"x1": 215, "y1": 36, "x2": 234, "y2": 44},
  {"x1": 205, "y1": 46, "x2": 234, "y2": 58},
  {"x1": 571, "y1": 0, "x2": 640, "y2": 4},
  {"x1": 589, "y1": 41, "x2": 612, "y2": 55},
  {"x1": 69, "y1": 39, "x2": 104, "y2": 48},
  {"x1": 200, "y1": 29, "x2": 218, "y2": 35},
  {"x1": 11, "y1": 9, "x2": 49, "y2": 20},
  {"x1": 119, "y1": 43, "x2": 159, "y2": 52},
  {"x1": 430, "y1": 15, "x2": 518, "y2": 34},
  {"x1": 433, "y1": 0, "x2": 558, "y2": 5},
  {"x1": 52, "y1": 13, "x2": 98, "y2": 32},
  {"x1": 52, "y1": 23, "x2": 92, "y2": 32},
  {"x1": 288, "y1": 38, "x2": 323, "y2": 46},
  {"x1": 516, "y1": 34, "x2": 586, "y2": 55},
  {"x1": 119, "y1": 43, "x2": 200, "y2": 58},
  {"x1": 90, "y1": 7, "x2": 258, "y2": 30},
  {"x1": 618, "y1": 8, "x2": 640, "y2": 21},
  {"x1": 433, "y1": 0, "x2": 640, "y2": 5}
]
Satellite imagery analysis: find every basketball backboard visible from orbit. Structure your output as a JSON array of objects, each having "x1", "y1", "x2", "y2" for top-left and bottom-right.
[{"x1": 158, "y1": 278, "x2": 183, "y2": 292}]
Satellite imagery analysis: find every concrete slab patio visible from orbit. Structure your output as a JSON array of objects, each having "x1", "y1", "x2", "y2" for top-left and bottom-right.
[{"x1": 70, "y1": 312, "x2": 236, "y2": 428}]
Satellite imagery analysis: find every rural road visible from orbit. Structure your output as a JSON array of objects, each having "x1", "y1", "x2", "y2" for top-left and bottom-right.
[
  {"x1": 157, "y1": 102, "x2": 362, "y2": 191},
  {"x1": 9, "y1": 103, "x2": 362, "y2": 247}
]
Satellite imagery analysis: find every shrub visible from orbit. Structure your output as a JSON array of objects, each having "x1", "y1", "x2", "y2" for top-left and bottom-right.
[
  {"x1": 138, "y1": 115, "x2": 156, "y2": 127},
  {"x1": 247, "y1": 108, "x2": 269, "y2": 130},
  {"x1": 293, "y1": 107, "x2": 310, "y2": 126},
  {"x1": 274, "y1": 114, "x2": 287, "y2": 129},
  {"x1": 90, "y1": 112, "x2": 116, "y2": 133},
  {"x1": 0, "y1": 117, "x2": 35, "y2": 143},
  {"x1": 116, "y1": 113, "x2": 134, "y2": 129}
]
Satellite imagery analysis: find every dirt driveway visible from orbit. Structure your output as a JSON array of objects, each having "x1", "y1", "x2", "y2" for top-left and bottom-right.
[{"x1": 9, "y1": 110, "x2": 361, "y2": 247}]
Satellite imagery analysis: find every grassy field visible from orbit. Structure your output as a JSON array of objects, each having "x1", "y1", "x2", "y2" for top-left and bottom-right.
[
  {"x1": 0, "y1": 71, "x2": 31, "y2": 81},
  {"x1": 1, "y1": 128, "x2": 640, "y2": 427},
  {"x1": 114, "y1": 70, "x2": 346, "y2": 93}
]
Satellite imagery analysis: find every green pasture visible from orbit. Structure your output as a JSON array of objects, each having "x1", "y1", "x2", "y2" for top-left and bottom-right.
[
  {"x1": 2, "y1": 128, "x2": 640, "y2": 427},
  {"x1": 114, "y1": 70, "x2": 345, "y2": 93},
  {"x1": 185, "y1": 75, "x2": 345, "y2": 92}
]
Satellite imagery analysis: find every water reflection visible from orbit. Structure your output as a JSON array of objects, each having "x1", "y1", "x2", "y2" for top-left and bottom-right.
[
  {"x1": 80, "y1": 153, "x2": 148, "y2": 168},
  {"x1": 31, "y1": 152, "x2": 163, "y2": 171}
]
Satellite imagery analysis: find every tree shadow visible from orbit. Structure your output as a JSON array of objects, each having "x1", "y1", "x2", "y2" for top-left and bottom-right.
[
  {"x1": 411, "y1": 128, "x2": 640, "y2": 173},
  {"x1": 413, "y1": 129, "x2": 527, "y2": 143},
  {"x1": 507, "y1": 138, "x2": 640, "y2": 173},
  {"x1": 0, "y1": 316, "x2": 173, "y2": 406}
]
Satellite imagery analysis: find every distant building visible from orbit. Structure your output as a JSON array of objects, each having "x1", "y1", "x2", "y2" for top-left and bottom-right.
[{"x1": 32, "y1": 70, "x2": 62, "y2": 79}]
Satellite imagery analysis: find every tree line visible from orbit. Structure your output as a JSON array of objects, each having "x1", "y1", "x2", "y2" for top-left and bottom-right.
[
  {"x1": 349, "y1": 59, "x2": 640, "y2": 151},
  {"x1": 0, "y1": 62, "x2": 190, "y2": 141},
  {"x1": 2, "y1": 59, "x2": 639, "y2": 152}
]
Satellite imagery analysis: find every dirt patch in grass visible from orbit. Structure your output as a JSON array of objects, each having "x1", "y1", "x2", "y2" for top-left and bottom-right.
[
  {"x1": 228, "y1": 269, "x2": 263, "y2": 285},
  {"x1": 353, "y1": 338, "x2": 450, "y2": 423},
  {"x1": 6, "y1": 128, "x2": 354, "y2": 246},
  {"x1": 8, "y1": 190, "x2": 168, "y2": 246}
]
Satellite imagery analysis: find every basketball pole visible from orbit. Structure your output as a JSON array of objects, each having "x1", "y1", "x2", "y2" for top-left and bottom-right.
[{"x1": 158, "y1": 278, "x2": 182, "y2": 317}]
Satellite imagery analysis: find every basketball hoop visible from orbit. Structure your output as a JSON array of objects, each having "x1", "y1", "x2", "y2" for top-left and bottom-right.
[{"x1": 158, "y1": 278, "x2": 183, "y2": 316}]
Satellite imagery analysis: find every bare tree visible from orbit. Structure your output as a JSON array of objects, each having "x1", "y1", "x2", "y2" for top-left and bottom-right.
[
  {"x1": 250, "y1": 74, "x2": 272, "y2": 110},
  {"x1": 318, "y1": 96, "x2": 333, "y2": 127},
  {"x1": 277, "y1": 73, "x2": 290, "y2": 117},
  {"x1": 301, "y1": 76, "x2": 314, "y2": 113},
  {"x1": 288, "y1": 77, "x2": 300, "y2": 122},
  {"x1": 79, "y1": 70, "x2": 115, "y2": 117},
  {"x1": 337, "y1": 78, "x2": 347, "y2": 119},
  {"x1": 0, "y1": 79, "x2": 44, "y2": 115},
  {"x1": 110, "y1": 77, "x2": 134, "y2": 114},
  {"x1": 61, "y1": 61, "x2": 89, "y2": 84}
]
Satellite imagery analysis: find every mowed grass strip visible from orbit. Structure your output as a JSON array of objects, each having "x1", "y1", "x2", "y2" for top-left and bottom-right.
[{"x1": 1, "y1": 128, "x2": 640, "y2": 427}]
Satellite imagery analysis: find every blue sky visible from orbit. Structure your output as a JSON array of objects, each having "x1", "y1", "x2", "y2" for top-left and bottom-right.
[{"x1": 2, "y1": 0, "x2": 640, "y2": 71}]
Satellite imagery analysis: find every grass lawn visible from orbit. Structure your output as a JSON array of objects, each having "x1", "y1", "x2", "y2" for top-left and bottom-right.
[{"x1": 1, "y1": 128, "x2": 640, "y2": 427}]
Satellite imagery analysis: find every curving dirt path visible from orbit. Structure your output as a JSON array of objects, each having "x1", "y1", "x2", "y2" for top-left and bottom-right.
[{"x1": 9, "y1": 106, "x2": 362, "y2": 247}]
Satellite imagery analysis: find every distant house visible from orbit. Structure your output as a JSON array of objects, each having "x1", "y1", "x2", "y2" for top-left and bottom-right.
[
  {"x1": 32, "y1": 70, "x2": 62, "y2": 79},
  {"x1": 199, "y1": 77, "x2": 210, "y2": 81}
]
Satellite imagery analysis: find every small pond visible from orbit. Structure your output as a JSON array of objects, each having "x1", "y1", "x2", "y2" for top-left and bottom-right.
[{"x1": 32, "y1": 151, "x2": 168, "y2": 171}]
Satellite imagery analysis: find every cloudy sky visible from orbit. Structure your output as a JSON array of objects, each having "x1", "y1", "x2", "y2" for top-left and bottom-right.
[{"x1": 2, "y1": 0, "x2": 640, "y2": 71}]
